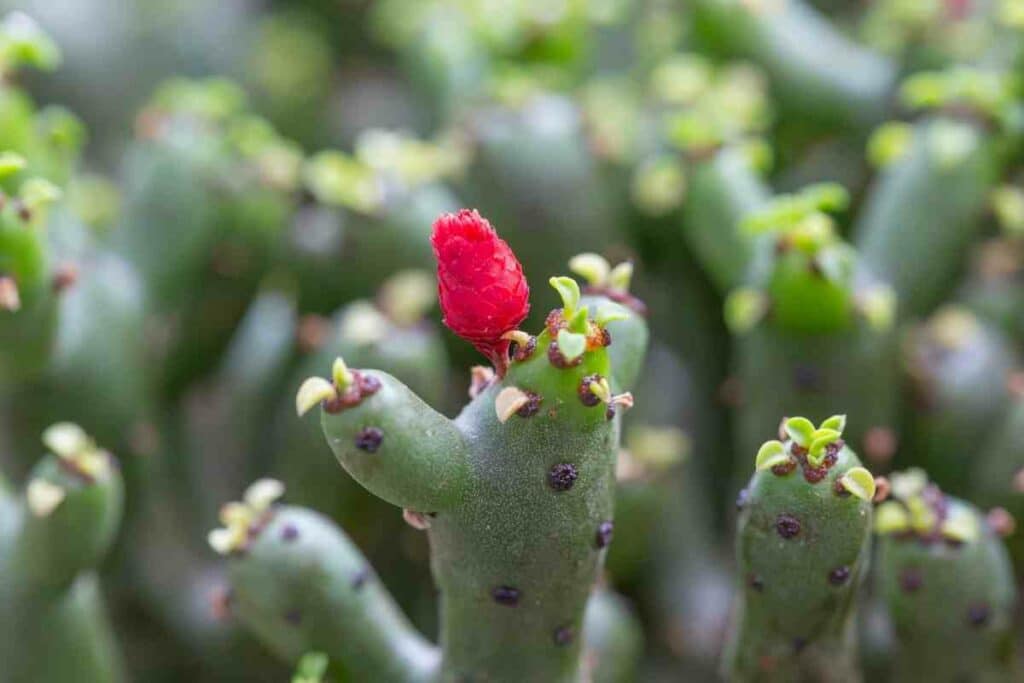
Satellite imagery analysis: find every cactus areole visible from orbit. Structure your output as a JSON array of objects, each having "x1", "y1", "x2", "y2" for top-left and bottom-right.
[{"x1": 217, "y1": 211, "x2": 649, "y2": 681}]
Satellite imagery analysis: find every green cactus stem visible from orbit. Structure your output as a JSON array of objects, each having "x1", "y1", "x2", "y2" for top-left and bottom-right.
[
  {"x1": 723, "y1": 415, "x2": 876, "y2": 682},
  {"x1": 0, "y1": 423, "x2": 125, "y2": 683},
  {"x1": 274, "y1": 270, "x2": 450, "y2": 529},
  {"x1": 689, "y1": 0, "x2": 896, "y2": 129},
  {"x1": 218, "y1": 269, "x2": 648, "y2": 681},
  {"x1": 903, "y1": 306, "x2": 1018, "y2": 494},
  {"x1": 972, "y1": 394, "x2": 1024, "y2": 571},
  {"x1": 114, "y1": 77, "x2": 303, "y2": 397},
  {"x1": 855, "y1": 64, "x2": 1020, "y2": 317},
  {"x1": 680, "y1": 145, "x2": 772, "y2": 294},
  {"x1": 874, "y1": 469, "x2": 1018, "y2": 681},
  {"x1": 580, "y1": 586, "x2": 644, "y2": 683},
  {"x1": 0, "y1": 171, "x2": 64, "y2": 384},
  {"x1": 293, "y1": 131, "x2": 464, "y2": 313},
  {"x1": 725, "y1": 183, "x2": 900, "y2": 483},
  {"x1": 462, "y1": 94, "x2": 620, "y2": 309}
]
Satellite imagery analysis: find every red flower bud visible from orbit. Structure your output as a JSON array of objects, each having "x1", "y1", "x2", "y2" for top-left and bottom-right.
[{"x1": 431, "y1": 209, "x2": 530, "y2": 375}]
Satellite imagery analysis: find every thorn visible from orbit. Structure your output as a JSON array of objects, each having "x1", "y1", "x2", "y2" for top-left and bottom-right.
[{"x1": 0, "y1": 276, "x2": 21, "y2": 312}]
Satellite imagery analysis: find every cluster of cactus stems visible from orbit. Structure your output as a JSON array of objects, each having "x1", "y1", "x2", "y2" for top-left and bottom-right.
[
  {"x1": 3, "y1": 2, "x2": 1024, "y2": 681},
  {"x1": 211, "y1": 210, "x2": 650, "y2": 681}
]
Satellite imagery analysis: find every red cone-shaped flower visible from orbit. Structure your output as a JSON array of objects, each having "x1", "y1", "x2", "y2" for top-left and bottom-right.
[{"x1": 431, "y1": 209, "x2": 529, "y2": 375}]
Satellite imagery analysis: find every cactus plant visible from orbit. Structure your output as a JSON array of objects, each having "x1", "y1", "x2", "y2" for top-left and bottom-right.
[
  {"x1": 114, "y1": 77, "x2": 303, "y2": 397},
  {"x1": 724, "y1": 415, "x2": 876, "y2": 681},
  {"x1": 212, "y1": 209, "x2": 649, "y2": 681},
  {"x1": 0, "y1": 423, "x2": 124, "y2": 682},
  {"x1": 874, "y1": 469, "x2": 1018, "y2": 681},
  {"x1": 725, "y1": 184, "x2": 899, "y2": 484}
]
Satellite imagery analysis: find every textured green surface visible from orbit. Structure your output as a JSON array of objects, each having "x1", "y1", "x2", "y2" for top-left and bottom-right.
[
  {"x1": 724, "y1": 440, "x2": 873, "y2": 681},
  {"x1": 875, "y1": 482, "x2": 1018, "y2": 682},
  {"x1": 680, "y1": 145, "x2": 770, "y2": 294},
  {"x1": 855, "y1": 117, "x2": 1000, "y2": 317},
  {"x1": 0, "y1": 200, "x2": 57, "y2": 383},
  {"x1": 903, "y1": 309, "x2": 1018, "y2": 494},
  {"x1": 0, "y1": 446, "x2": 125, "y2": 682},
  {"x1": 691, "y1": 0, "x2": 895, "y2": 128},
  {"x1": 232, "y1": 279, "x2": 651, "y2": 681},
  {"x1": 228, "y1": 506, "x2": 441, "y2": 682}
]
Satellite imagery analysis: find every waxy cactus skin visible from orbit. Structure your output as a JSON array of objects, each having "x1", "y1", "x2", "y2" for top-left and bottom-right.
[
  {"x1": 213, "y1": 220, "x2": 649, "y2": 681},
  {"x1": 0, "y1": 425, "x2": 125, "y2": 683},
  {"x1": 724, "y1": 416, "x2": 875, "y2": 682},
  {"x1": 874, "y1": 470, "x2": 1018, "y2": 682}
]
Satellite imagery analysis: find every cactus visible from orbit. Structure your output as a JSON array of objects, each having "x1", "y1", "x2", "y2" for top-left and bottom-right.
[
  {"x1": 0, "y1": 173, "x2": 64, "y2": 384},
  {"x1": 292, "y1": 130, "x2": 464, "y2": 313},
  {"x1": 724, "y1": 415, "x2": 876, "y2": 681},
  {"x1": 0, "y1": 424, "x2": 124, "y2": 682},
  {"x1": 114, "y1": 77, "x2": 303, "y2": 397},
  {"x1": 213, "y1": 209, "x2": 649, "y2": 681},
  {"x1": 725, "y1": 184, "x2": 899, "y2": 483},
  {"x1": 854, "y1": 67, "x2": 1019, "y2": 318},
  {"x1": 689, "y1": 0, "x2": 896, "y2": 129},
  {"x1": 973, "y1": 395, "x2": 1024, "y2": 571},
  {"x1": 874, "y1": 469, "x2": 1018, "y2": 681},
  {"x1": 903, "y1": 306, "x2": 1018, "y2": 494}
]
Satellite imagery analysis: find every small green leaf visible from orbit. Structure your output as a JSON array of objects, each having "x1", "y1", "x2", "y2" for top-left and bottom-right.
[
  {"x1": 890, "y1": 468, "x2": 928, "y2": 500},
  {"x1": 295, "y1": 377, "x2": 335, "y2": 416},
  {"x1": 819, "y1": 414, "x2": 847, "y2": 433},
  {"x1": 874, "y1": 501, "x2": 910, "y2": 534},
  {"x1": 867, "y1": 121, "x2": 913, "y2": 168},
  {"x1": 549, "y1": 276, "x2": 581, "y2": 318},
  {"x1": 907, "y1": 496, "x2": 937, "y2": 532},
  {"x1": 754, "y1": 440, "x2": 789, "y2": 471},
  {"x1": 331, "y1": 357, "x2": 353, "y2": 390},
  {"x1": 595, "y1": 305, "x2": 628, "y2": 326},
  {"x1": 20, "y1": 177, "x2": 61, "y2": 210},
  {"x1": 293, "y1": 652, "x2": 329, "y2": 683},
  {"x1": 568, "y1": 253, "x2": 610, "y2": 287},
  {"x1": 859, "y1": 285, "x2": 896, "y2": 332},
  {"x1": 556, "y1": 329, "x2": 586, "y2": 362},
  {"x1": 724, "y1": 287, "x2": 767, "y2": 334},
  {"x1": 0, "y1": 151, "x2": 26, "y2": 179},
  {"x1": 784, "y1": 417, "x2": 815, "y2": 447},
  {"x1": 838, "y1": 467, "x2": 876, "y2": 502},
  {"x1": 940, "y1": 508, "x2": 979, "y2": 542},
  {"x1": 608, "y1": 261, "x2": 633, "y2": 292},
  {"x1": 244, "y1": 478, "x2": 285, "y2": 511}
]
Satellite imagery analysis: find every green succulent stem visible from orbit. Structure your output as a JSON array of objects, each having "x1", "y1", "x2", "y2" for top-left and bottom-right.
[
  {"x1": 724, "y1": 418, "x2": 874, "y2": 681},
  {"x1": 226, "y1": 279, "x2": 649, "y2": 682}
]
